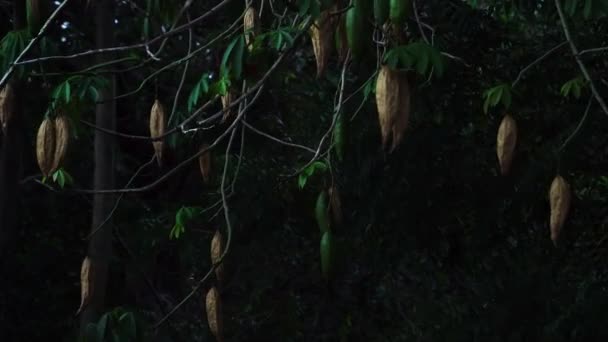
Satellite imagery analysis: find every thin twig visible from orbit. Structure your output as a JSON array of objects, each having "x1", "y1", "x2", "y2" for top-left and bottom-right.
[
  {"x1": 86, "y1": 155, "x2": 156, "y2": 239},
  {"x1": 512, "y1": 41, "x2": 568, "y2": 88},
  {"x1": 558, "y1": 94, "x2": 593, "y2": 152},
  {"x1": 16, "y1": 0, "x2": 234, "y2": 66},
  {"x1": 242, "y1": 121, "x2": 316, "y2": 153}
]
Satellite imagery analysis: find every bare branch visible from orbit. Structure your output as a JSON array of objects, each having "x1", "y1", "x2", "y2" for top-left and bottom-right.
[
  {"x1": 242, "y1": 121, "x2": 316, "y2": 153},
  {"x1": 512, "y1": 41, "x2": 568, "y2": 89},
  {"x1": 16, "y1": 0, "x2": 235, "y2": 66},
  {"x1": 555, "y1": 0, "x2": 608, "y2": 116}
]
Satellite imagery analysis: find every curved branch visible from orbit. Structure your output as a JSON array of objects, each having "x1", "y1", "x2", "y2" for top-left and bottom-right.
[
  {"x1": 555, "y1": 0, "x2": 608, "y2": 116},
  {"x1": 16, "y1": 0, "x2": 235, "y2": 66}
]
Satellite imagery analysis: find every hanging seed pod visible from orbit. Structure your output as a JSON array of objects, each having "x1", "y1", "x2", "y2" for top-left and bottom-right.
[
  {"x1": 244, "y1": 6, "x2": 260, "y2": 51},
  {"x1": 333, "y1": 112, "x2": 345, "y2": 161},
  {"x1": 76, "y1": 256, "x2": 92, "y2": 315},
  {"x1": 345, "y1": 1, "x2": 364, "y2": 58},
  {"x1": 205, "y1": 287, "x2": 223, "y2": 342},
  {"x1": 26, "y1": 0, "x2": 41, "y2": 34},
  {"x1": 496, "y1": 114, "x2": 517, "y2": 176},
  {"x1": 36, "y1": 117, "x2": 56, "y2": 177},
  {"x1": 315, "y1": 190, "x2": 330, "y2": 233},
  {"x1": 310, "y1": 8, "x2": 335, "y2": 78},
  {"x1": 389, "y1": 0, "x2": 411, "y2": 25},
  {"x1": 0, "y1": 82, "x2": 15, "y2": 135},
  {"x1": 199, "y1": 143, "x2": 212, "y2": 184},
  {"x1": 210, "y1": 229, "x2": 224, "y2": 287},
  {"x1": 549, "y1": 175, "x2": 571, "y2": 246},
  {"x1": 149, "y1": 100, "x2": 166, "y2": 166},
  {"x1": 320, "y1": 231, "x2": 333, "y2": 280},
  {"x1": 390, "y1": 72, "x2": 411, "y2": 152},
  {"x1": 328, "y1": 185, "x2": 343, "y2": 226},
  {"x1": 221, "y1": 89, "x2": 238, "y2": 123},
  {"x1": 51, "y1": 115, "x2": 70, "y2": 173},
  {"x1": 375, "y1": 65, "x2": 410, "y2": 152}
]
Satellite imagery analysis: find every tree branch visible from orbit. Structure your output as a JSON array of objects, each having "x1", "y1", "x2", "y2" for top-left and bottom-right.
[{"x1": 555, "y1": 0, "x2": 608, "y2": 116}]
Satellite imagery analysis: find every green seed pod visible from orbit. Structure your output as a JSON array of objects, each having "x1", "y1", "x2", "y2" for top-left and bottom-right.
[
  {"x1": 315, "y1": 190, "x2": 330, "y2": 233},
  {"x1": 333, "y1": 113, "x2": 344, "y2": 162},
  {"x1": 26, "y1": 0, "x2": 41, "y2": 35},
  {"x1": 320, "y1": 231, "x2": 333, "y2": 280},
  {"x1": 389, "y1": 0, "x2": 410, "y2": 25},
  {"x1": 345, "y1": 3, "x2": 364, "y2": 58}
]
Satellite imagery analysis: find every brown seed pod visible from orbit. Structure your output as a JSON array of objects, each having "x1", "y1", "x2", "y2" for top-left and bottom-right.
[
  {"x1": 244, "y1": 6, "x2": 260, "y2": 51},
  {"x1": 221, "y1": 89, "x2": 237, "y2": 123},
  {"x1": 205, "y1": 286, "x2": 223, "y2": 342},
  {"x1": 0, "y1": 82, "x2": 15, "y2": 135},
  {"x1": 375, "y1": 65, "x2": 410, "y2": 152},
  {"x1": 310, "y1": 8, "x2": 335, "y2": 78},
  {"x1": 328, "y1": 185, "x2": 343, "y2": 226},
  {"x1": 549, "y1": 175, "x2": 571, "y2": 246},
  {"x1": 51, "y1": 115, "x2": 70, "y2": 173},
  {"x1": 496, "y1": 114, "x2": 517, "y2": 176},
  {"x1": 199, "y1": 143, "x2": 212, "y2": 184},
  {"x1": 149, "y1": 100, "x2": 166, "y2": 166},
  {"x1": 36, "y1": 117, "x2": 56, "y2": 177},
  {"x1": 210, "y1": 229, "x2": 224, "y2": 286},
  {"x1": 76, "y1": 256, "x2": 92, "y2": 315}
]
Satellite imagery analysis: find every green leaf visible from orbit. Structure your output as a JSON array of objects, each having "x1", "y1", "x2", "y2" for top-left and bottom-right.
[
  {"x1": 187, "y1": 73, "x2": 210, "y2": 112},
  {"x1": 482, "y1": 84, "x2": 511, "y2": 113},
  {"x1": 220, "y1": 36, "x2": 241, "y2": 80},
  {"x1": 230, "y1": 35, "x2": 245, "y2": 80},
  {"x1": 96, "y1": 314, "x2": 109, "y2": 341}
]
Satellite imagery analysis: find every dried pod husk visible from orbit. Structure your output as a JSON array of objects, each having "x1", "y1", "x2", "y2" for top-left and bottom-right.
[
  {"x1": 205, "y1": 287, "x2": 223, "y2": 342},
  {"x1": 36, "y1": 117, "x2": 56, "y2": 177},
  {"x1": 244, "y1": 6, "x2": 260, "y2": 51},
  {"x1": 375, "y1": 65, "x2": 410, "y2": 152},
  {"x1": 0, "y1": 82, "x2": 15, "y2": 135},
  {"x1": 76, "y1": 256, "x2": 93, "y2": 315},
  {"x1": 199, "y1": 143, "x2": 212, "y2": 184},
  {"x1": 328, "y1": 185, "x2": 343, "y2": 226},
  {"x1": 210, "y1": 229, "x2": 224, "y2": 286},
  {"x1": 496, "y1": 114, "x2": 517, "y2": 176},
  {"x1": 149, "y1": 100, "x2": 166, "y2": 166},
  {"x1": 221, "y1": 89, "x2": 237, "y2": 123},
  {"x1": 549, "y1": 175, "x2": 571, "y2": 246},
  {"x1": 390, "y1": 73, "x2": 411, "y2": 152},
  {"x1": 51, "y1": 115, "x2": 70, "y2": 173},
  {"x1": 310, "y1": 8, "x2": 335, "y2": 78}
]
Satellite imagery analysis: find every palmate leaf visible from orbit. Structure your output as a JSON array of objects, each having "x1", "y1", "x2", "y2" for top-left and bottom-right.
[
  {"x1": 187, "y1": 73, "x2": 210, "y2": 112},
  {"x1": 482, "y1": 83, "x2": 512, "y2": 114},
  {"x1": 383, "y1": 42, "x2": 446, "y2": 78},
  {"x1": 220, "y1": 35, "x2": 246, "y2": 81},
  {"x1": 0, "y1": 29, "x2": 31, "y2": 77}
]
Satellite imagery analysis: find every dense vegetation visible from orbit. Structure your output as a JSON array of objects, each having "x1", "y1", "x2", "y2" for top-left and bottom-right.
[{"x1": 1, "y1": 0, "x2": 608, "y2": 341}]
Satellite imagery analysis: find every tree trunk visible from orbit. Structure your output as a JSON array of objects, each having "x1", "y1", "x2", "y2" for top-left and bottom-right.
[
  {"x1": 0, "y1": 0, "x2": 26, "y2": 305},
  {"x1": 80, "y1": 0, "x2": 116, "y2": 332}
]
